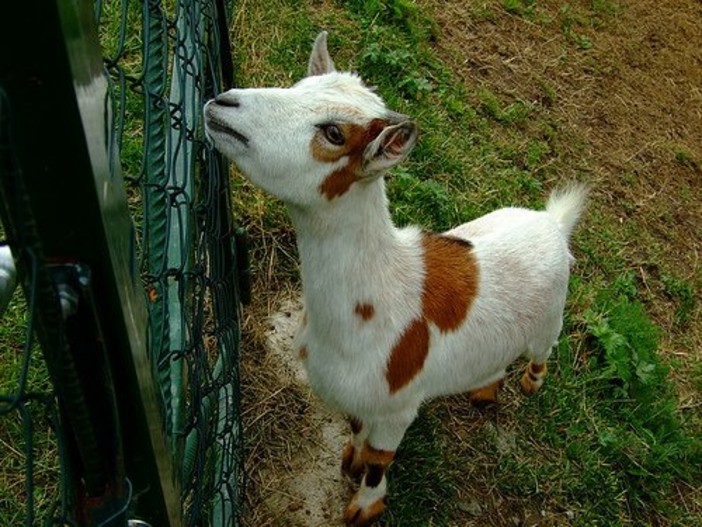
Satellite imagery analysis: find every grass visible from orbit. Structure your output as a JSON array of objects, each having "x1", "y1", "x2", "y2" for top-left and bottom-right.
[
  {"x1": 232, "y1": 0, "x2": 702, "y2": 526},
  {"x1": 0, "y1": 292, "x2": 59, "y2": 525}
]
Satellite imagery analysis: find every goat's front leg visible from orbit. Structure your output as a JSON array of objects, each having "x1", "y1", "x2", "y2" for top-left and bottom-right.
[
  {"x1": 341, "y1": 417, "x2": 368, "y2": 481},
  {"x1": 343, "y1": 414, "x2": 413, "y2": 527}
]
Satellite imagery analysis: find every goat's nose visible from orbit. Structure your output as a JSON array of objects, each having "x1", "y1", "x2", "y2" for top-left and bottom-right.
[{"x1": 214, "y1": 92, "x2": 240, "y2": 108}]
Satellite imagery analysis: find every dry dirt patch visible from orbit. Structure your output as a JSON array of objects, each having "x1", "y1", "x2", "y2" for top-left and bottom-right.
[{"x1": 241, "y1": 296, "x2": 349, "y2": 526}]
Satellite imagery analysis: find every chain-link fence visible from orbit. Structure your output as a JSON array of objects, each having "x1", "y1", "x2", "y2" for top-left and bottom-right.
[{"x1": 0, "y1": 0, "x2": 244, "y2": 525}]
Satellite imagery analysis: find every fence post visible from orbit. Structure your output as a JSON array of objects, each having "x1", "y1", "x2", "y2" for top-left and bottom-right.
[{"x1": 0, "y1": 1, "x2": 182, "y2": 524}]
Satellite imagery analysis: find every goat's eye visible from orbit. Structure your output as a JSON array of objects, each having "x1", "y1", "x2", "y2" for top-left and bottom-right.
[{"x1": 321, "y1": 124, "x2": 345, "y2": 146}]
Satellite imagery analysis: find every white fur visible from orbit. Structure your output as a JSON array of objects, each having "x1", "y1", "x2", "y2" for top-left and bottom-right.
[{"x1": 205, "y1": 31, "x2": 588, "y2": 524}]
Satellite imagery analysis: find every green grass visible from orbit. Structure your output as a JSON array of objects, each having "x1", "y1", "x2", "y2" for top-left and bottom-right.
[
  {"x1": 233, "y1": 1, "x2": 701, "y2": 525},
  {"x1": 0, "y1": 293, "x2": 59, "y2": 526}
]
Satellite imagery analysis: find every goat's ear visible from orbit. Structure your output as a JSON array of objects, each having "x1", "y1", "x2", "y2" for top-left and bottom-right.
[
  {"x1": 307, "y1": 31, "x2": 336, "y2": 77},
  {"x1": 362, "y1": 121, "x2": 418, "y2": 175}
]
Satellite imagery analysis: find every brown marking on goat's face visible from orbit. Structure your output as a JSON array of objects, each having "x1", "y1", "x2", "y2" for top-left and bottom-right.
[
  {"x1": 298, "y1": 345, "x2": 308, "y2": 360},
  {"x1": 421, "y1": 234, "x2": 479, "y2": 332},
  {"x1": 314, "y1": 119, "x2": 386, "y2": 200},
  {"x1": 385, "y1": 318, "x2": 429, "y2": 394},
  {"x1": 354, "y1": 302, "x2": 375, "y2": 321}
]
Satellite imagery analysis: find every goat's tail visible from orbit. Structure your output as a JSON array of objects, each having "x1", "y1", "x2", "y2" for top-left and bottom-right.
[{"x1": 545, "y1": 183, "x2": 589, "y2": 239}]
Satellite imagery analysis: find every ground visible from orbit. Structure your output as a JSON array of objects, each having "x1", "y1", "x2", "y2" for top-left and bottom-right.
[{"x1": 236, "y1": 1, "x2": 701, "y2": 525}]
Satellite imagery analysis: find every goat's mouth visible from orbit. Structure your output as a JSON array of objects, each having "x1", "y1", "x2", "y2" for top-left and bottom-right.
[{"x1": 206, "y1": 119, "x2": 250, "y2": 147}]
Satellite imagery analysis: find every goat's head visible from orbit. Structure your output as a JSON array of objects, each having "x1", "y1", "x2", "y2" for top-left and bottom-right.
[{"x1": 205, "y1": 32, "x2": 418, "y2": 207}]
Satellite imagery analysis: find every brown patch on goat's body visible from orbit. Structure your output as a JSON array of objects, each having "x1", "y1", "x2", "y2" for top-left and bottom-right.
[
  {"x1": 386, "y1": 318, "x2": 430, "y2": 394},
  {"x1": 385, "y1": 233, "x2": 478, "y2": 394},
  {"x1": 421, "y1": 234, "x2": 479, "y2": 332},
  {"x1": 314, "y1": 119, "x2": 386, "y2": 200},
  {"x1": 354, "y1": 302, "x2": 375, "y2": 321}
]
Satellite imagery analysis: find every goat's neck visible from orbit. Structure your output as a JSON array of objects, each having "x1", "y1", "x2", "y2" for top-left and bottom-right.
[{"x1": 288, "y1": 179, "x2": 414, "y2": 323}]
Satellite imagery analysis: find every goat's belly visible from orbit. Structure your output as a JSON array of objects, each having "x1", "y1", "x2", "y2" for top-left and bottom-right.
[{"x1": 418, "y1": 325, "x2": 528, "y2": 399}]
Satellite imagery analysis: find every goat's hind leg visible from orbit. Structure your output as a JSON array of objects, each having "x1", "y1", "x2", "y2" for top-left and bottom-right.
[
  {"x1": 521, "y1": 314, "x2": 563, "y2": 395},
  {"x1": 521, "y1": 359, "x2": 548, "y2": 394},
  {"x1": 520, "y1": 337, "x2": 558, "y2": 395}
]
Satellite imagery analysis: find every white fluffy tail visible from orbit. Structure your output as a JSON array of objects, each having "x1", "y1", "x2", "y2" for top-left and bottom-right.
[{"x1": 546, "y1": 183, "x2": 589, "y2": 239}]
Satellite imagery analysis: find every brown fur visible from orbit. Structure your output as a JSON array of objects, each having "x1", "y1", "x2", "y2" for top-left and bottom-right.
[
  {"x1": 344, "y1": 497, "x2": 386, "y2": 527},
  {"x1": 468, "y1": 377, "x2": 505, "y2": 407},
  {"x1": 385, "y1": 234, "x2": 479, "y2": 394},
  {"x1": 313, "y1": 119, "x2": 386, "y2": 200},
  {"x1": 421, "y1": 234, "x2": 479, "y2": 332},
  {"x1": 354, "y1": 302, "x2": 375, "y2": 321},
  {"x1": 520, "y1": 361, "x2": 548, "y2": 395},
  {"x1": 385, "y1": 318, "x2": 430, "y2": 394},
  {"x1": 361, "y1": 441, "x2": 395, "y2": 467},
  {"x1": 298, "y1": 345, "x2": 308, "y2": 360}
]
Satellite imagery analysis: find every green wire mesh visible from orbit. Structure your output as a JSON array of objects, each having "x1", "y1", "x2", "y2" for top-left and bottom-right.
[
  {"x1": 97, "y1": 0, "x2": 244, "y2": 524},
  {"x1": 0, "y1": 0, "x2": 243, "y2": 524}
]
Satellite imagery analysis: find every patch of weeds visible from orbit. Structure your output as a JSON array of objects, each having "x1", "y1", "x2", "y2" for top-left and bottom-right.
[
  {"x1": 581, "y1": 295, "x2": 702, "y2": 516},
  {"x1": 476, "y1": 88, "x2": 533, "y2": 125},
  {"x1": 502, "y1": 286, "x2": 702, "y2": 524},
  {"x1": 343, "y1": 0, "x2": 435, "y2": 40},
  {"x1": 660, "y1": 273, "x2": 696, "y2": 326},
  {"x1": 560, "y1": 4, "x2": 594, "y2": 50},
  {"x1": 501, "y1": 0, "x2": 537, "y2": 18},
  {"x1": 612, "y1": 269, "x2": 639, "y2": 300},
  {"x1": 387, "y1": 168, "x2": 456, "y2": 230},
  {"x1": 360, "y1": 38, "x2": 432, "y2": 100},
  {"x1": 673, "y1": 148, "x2": 700, "y2": 171},
  {"x1": 525, "y1": 140, "x2": 551, "y2": 170}
]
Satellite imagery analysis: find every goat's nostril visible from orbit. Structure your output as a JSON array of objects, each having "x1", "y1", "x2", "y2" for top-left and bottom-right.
[{"x1": 214, "y1": 94, "x2": 240, "y2": 108}]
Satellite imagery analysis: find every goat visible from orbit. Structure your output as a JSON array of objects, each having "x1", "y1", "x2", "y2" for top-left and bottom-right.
[{"x1": 205, "y1": 31, "x2": 588, "y2": 527}]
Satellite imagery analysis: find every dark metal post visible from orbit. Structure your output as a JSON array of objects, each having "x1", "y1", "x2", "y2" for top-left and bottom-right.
[{"x1": 0, "y1": 1, "x2": 182, "y2": 524}]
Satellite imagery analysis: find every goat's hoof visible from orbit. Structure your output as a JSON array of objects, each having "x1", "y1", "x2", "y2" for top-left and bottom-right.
[
  {"x1": 344, "y1": 497, "x2": 386, "y2": 527},
  {"x1": 520, "y1": 362, "x2": 547, "y2": 395},
  {"x1": 341, "y1": 443, "x2": 364, "y2": 481},
  {"x1": 468, "y1": 378, "x2": 504, "y2": 408}
]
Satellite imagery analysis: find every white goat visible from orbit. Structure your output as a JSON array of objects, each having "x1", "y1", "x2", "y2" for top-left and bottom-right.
[{"x1": 205, "y1": 32, "x2": 588, "y2": 527}]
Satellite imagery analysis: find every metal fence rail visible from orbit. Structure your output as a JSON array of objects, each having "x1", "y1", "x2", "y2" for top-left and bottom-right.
[{"x1": 0, "y1": 0, "x2": 244, "y2": 525}]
